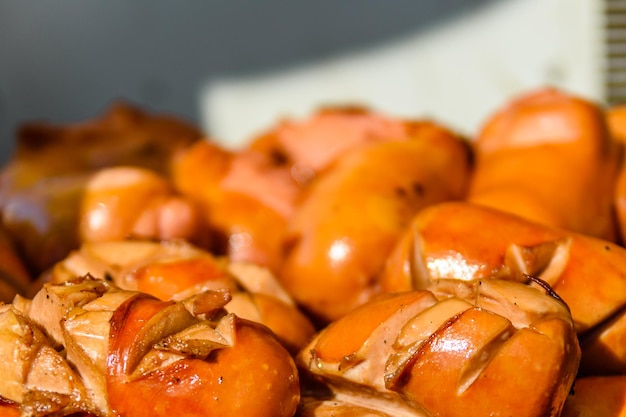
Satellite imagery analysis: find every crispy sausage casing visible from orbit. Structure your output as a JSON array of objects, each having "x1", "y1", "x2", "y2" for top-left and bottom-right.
[
  {"x1": 298, "y1": 280, "x2": 580, "y2": 417},
  {"x1": 0, "y1": 278, "x2": 300, "y2": 417},
  {"x1": 51, "y1": 239, "x2": 315, "y2": 354},
  {"x1": 380, "y1": 201, "x2": 626, "y2": 375}
]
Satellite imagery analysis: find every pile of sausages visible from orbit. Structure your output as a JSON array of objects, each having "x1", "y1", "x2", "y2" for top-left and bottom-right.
[{"x1": 0, "y1": 88, "x2": 624, "y2": 416}]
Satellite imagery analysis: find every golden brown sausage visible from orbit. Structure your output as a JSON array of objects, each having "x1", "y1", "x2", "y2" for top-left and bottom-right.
[
  {"x1": 50, "y1": 239, "x2": 315, "y2": 354},
  {"x1": 279, "y1": 122, "x2": 471, "y2": 323},
  {"x1": 298, "y1": 279, "x2": 579, "y2": 417},
  {"x1": 79, "y1": 166, "x2": 208, "y2": 246},
  {"x1": 468, "y1": 87, "x2": 620, "y2": 241},
  {"x1": 380, "y1": 201, "x2": 626, "y2": 375},
  {"x1": 171, "y1": 141, "x2": 301, "y2": 272},
  {"x1": 0, "y1": 277, "x2": 300, "y2": 417}
]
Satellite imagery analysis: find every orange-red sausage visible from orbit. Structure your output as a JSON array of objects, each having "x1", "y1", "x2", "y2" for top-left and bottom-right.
[
  {"x1": 171, "y1": 141, "x2": 300, "y2": 272},
  {"x1": 248, "y1": 106, "x2": 414, "y2": 186},
  {"x1": 80, "y1": 166, "x2": 207, "y2": 246},
  {"x1": 561, "y1": 376, "x2": 626, "y2": 417},
  {"x1": 279, "y1": 123, "x2": 471, "y2": 323},
  {"x1": 606, "y1": 104, "x2": 626, "y2": 244},
  {"x1": 380, "y1": 201, "x2": 626, "y2": 375},
  {"x1": 51, "y1": 240, "x2": 315, "y2": 354},
  {"x1": 468, "y1": 87, "x2": 620, "y2": 241},
  {"x1": 299, "y1": 280, "x2": 579, "y2": 417}
]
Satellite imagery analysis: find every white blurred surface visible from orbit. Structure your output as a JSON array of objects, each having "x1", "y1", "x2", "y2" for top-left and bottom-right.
[{"x1": 202, "y1": 0, "x2": 604, "y2": 147}]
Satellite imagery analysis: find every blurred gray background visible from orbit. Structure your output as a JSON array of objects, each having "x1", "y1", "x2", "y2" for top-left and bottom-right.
[{"x1": 0, "y1": 1, "x2": 499, "y2": 166}]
